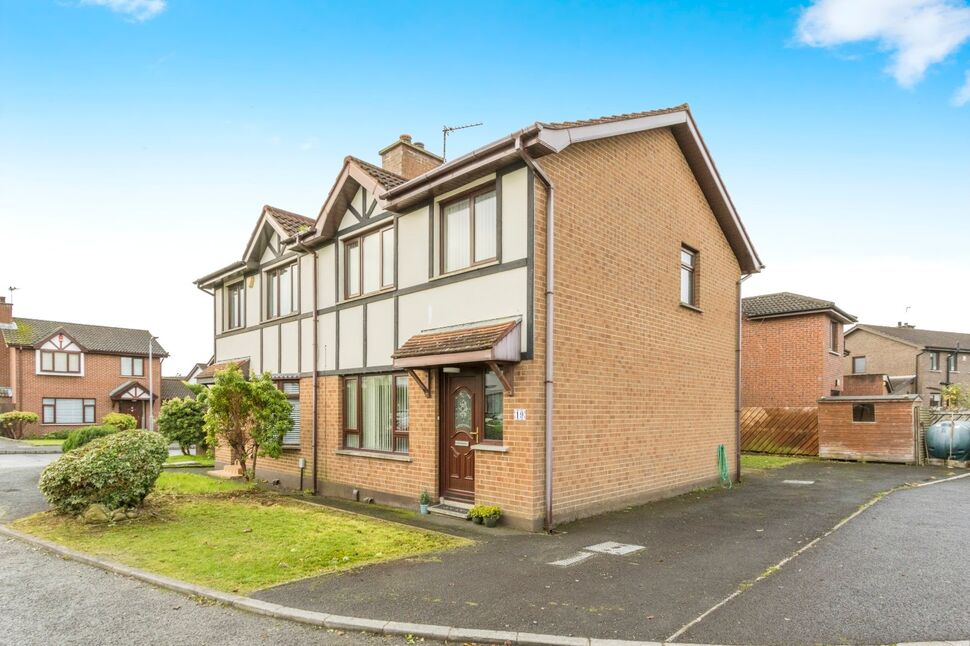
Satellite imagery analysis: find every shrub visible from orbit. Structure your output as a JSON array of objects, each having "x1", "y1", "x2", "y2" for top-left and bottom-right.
[
  {"x1": 39, "y1": 430, "x2": 169, "y2": 514},
  {"x1": 158, "y1": 396, "x2": 207, "y2": 455},
  {"x1": 44, "y1": 429, "x2": 72, "y2": 440},
  {"x1": 0, "y1": 411, "x2": 39, "y2": 440},
  {"x1": 63, "y1": 425, "x2": 119, "y2": 452},
  {"x1": 467, "y1": 504, "x2": 502, "y2": 519},
  {"x1": 102, "y1": 412, "x2": 138, "y2": 431}
]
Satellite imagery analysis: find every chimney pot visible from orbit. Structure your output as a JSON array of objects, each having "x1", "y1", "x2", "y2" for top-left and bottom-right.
[
  {"x1": 400, "y1": 134, "x2": 412, "y2": 143},
  {"x1": 380, "y1": 133, "x2": 443, "y2": 179},
  {"x1": 414, "y1": 142, "x2": 425, "y2": 149},
  {"x1": 0, "y1": 297, "x2": 5, "y2": 303}
]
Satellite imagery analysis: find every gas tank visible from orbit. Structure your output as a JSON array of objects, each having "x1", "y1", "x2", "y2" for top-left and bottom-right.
[{"x1": 926, "y1": 420, "x2": 970, "y2": 461}]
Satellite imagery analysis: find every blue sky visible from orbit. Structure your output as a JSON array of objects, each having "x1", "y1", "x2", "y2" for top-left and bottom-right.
[{"x1": 2, "y1": 0, "x2": 969, "y2": 372}]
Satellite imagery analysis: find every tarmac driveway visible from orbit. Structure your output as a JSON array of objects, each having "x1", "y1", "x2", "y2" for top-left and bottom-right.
[{"x1": 254, "y1": 460, "x2": 962, "y2": 644}]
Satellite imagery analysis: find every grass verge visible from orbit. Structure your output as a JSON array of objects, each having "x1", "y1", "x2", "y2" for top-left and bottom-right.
[
  {"x1": 13, "y1": 473, "x2": 470, "y2": 594},
  {"x1": 23, "y1": 439, "x2": 65, "y2": 447},
  {"x1": 741, "y1": 454, "x2": 811, "y2": 470},
  {"x1": 164, "y1": 454, "x2": 215, "y2": 468}
]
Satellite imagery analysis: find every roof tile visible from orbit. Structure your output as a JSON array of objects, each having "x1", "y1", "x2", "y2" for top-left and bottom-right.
[
  {"x1": 742, "y1": 292, "x2": 855, "y2": 321},
  {"x1": 348, "y1": 156, "x2": 408, "y2": 189},
  {"x1": 264, "y1": 205, "x2": 315, "y2": 237},
  {"x1": 393, "y1": 320, "x2": 518, "y2": 359},
  {"x1": 2, "y1": 318, "x2": 167, "y2": 356}
]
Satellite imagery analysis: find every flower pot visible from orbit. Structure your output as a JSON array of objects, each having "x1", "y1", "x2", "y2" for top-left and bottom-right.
[
  {"x1": 483, "y1": 516, "x2": 499, "y2": 528},
  {"x1": 472, "y1": 516, "x2": 483, "y2": 524},
  {"x1": 419, "y1": 503, "x2": 429, "y2": 515}
]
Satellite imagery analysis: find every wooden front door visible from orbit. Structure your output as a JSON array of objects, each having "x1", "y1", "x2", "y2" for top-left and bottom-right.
[
  {"x1": 117, "y1": 400, "x2": 143, "y2": 429},
  {"x1": 441, "y1": 373, "x2": 482, "y2": 501}
]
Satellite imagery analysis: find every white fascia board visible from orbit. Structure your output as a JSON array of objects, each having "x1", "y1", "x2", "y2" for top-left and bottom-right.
[{"x1": 536, "y1": 111, "x2": 688, "y2": 152}]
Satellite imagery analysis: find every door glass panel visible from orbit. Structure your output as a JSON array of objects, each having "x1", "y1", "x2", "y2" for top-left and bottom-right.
[{"x1": 453, "y1": 389, "x2": 472, "y2": 432}]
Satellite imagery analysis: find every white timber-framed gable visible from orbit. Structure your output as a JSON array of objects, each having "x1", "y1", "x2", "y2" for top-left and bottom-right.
[{"x1": 35, "y1": 330, "x2": 85, "y2": 377}]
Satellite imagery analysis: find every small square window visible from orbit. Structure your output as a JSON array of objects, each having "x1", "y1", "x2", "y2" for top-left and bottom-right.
[
  {"x1": 852, "y1": 356, "x2": 866, "y2": 374},
  {"x1": 853, "y1": 403, "x2": 875, "y2": 422}
]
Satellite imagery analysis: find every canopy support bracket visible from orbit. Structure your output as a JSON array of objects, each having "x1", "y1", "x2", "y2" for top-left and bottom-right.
[
  {"x1": 486, "y1": 361, "x2": 514, "y2": 396},
  {"x1": 407, "y1": 369, "x2": 432, "y2": 398}
]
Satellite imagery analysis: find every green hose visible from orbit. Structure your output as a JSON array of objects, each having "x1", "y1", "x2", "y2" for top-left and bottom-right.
[{"x1": 717, "y1": 444, "x2": 732, "y2": 488}]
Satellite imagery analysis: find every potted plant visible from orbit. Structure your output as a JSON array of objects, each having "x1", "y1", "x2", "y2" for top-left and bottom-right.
[
  {"x1": 468, "y1": 504, "x2": 502, "y2": 527},
  {"x1": 419, "y1": 489, "x2": 431, "y2": 515}
]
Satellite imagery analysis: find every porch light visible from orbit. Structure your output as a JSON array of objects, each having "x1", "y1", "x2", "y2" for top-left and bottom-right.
[{"x1": 442, "y1": 367, "x2": 461, "y2": 374}]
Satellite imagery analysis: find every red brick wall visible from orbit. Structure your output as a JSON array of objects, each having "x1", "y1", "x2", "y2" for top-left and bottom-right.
[
  {"x1": 0, "y1": 299, "x2": 12, "y2": 403},
  {"x1": 539, "y1": 128, "x2": 743, "y2": 524},
  {"x1": 817, "y1": 399, "x2": 918, "y2": 463},
  {"x1": 11, "y1": 349, "x2": 163, "y2": 436},
  {"x1": 742, "y1": 313, "x2": 844, "y2": 408},
  {"x1": 843, "y1": 374, "x2": 888, "y2": 396}
]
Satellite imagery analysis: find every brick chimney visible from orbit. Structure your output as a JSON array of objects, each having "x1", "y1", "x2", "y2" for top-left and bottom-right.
[
  {"x1": 379, "y1": 134, "x2": 443, "y2": 180},
  {"x1": 0, "y1": 296, "x2": 11, "y2": 326}
]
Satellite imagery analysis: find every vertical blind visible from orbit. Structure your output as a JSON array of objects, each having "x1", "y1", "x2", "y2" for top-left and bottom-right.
[
  {"x1": 474, "y1": 192, "x2": 497, "y2": 261},
  {"x1": 443, "y1": 200, "x2": 471, "y2": 272},
  {"x1": 281, "y1": 382, "x2": 300, "y2": 445},
  {"x1": 361, "y1": 375, "x2": 393, "y2": 452}
]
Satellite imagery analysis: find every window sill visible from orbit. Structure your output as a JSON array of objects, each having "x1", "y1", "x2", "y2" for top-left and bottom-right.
[
  {"x1": 432, "y1": 259, "x2": 500, "y2": 282},
  {"x1": 827, "y1": 351, "x2": 842, "y2": 357},
  {"x1": 472, "y1": 443, "x2": 508, "y2": 453},
  {"x1": 341, "y1": 286, "x2": 395, "y2": 305},
  {"x1": 336, "y1": 448, "x2": 412, "y2": 462},
  {"x1": 262, "y1": 312, "x2": 302, "y2": 325},
  {"x1": 35, "y1": 372, "x2": 83, "y2": 377},
  {"x1": 679, "y1": 302, "x2": 703, "y2": 314},
  {"x1": 281, "y1": 444, "x2": 301, "y2": 451}
]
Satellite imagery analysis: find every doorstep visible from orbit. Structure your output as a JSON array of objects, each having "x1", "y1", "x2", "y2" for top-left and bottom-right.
[{"x1": 428, "y1": 498, "x2": 472, "y2": 520}]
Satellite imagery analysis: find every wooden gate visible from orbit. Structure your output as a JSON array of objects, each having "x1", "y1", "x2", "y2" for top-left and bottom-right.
[{"x1": 741, "y1": 407, "x2": 819, "y2": 456}]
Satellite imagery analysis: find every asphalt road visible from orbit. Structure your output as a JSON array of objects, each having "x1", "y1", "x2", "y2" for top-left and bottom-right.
[
  {"x1": 0, "y1": 453, "x2": 57, "y2": 522},
  {"x1": 680, "y1": 475, "x2": 970, "y2": 645}
]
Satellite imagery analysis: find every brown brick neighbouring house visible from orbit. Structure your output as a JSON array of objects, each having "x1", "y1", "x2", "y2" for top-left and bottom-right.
[{"x1": 0, "y1": 301, "x2": 167, "y2": 436}]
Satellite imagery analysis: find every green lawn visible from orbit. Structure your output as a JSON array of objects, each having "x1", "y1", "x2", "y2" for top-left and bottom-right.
[
  {"x1": 23, "y1": 439, "x2": 65, "y2": 447},
  {"x1": 741, "y1": 454, "x2": 811, "y2": 470},
  {"x1": 13, "y1": 473, "x2": 469, "y2": 594},
  {"x1": 164, "y1": 454, "x2": 215, "y2": 468}
]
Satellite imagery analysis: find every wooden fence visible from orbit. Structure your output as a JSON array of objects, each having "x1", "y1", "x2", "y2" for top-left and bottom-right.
[{"x1": 741, "y1": 407, "x2": 819, "y2": 456}]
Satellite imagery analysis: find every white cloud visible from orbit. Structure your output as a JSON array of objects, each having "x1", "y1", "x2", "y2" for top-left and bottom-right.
[
  {"x1": 954, "y1": 69, "x2": 970, "y2": 104},
  {"x1": 79, "y1": 0, "x2": 166, "y2": 22},
  {"x1": 796, "y1": 0, "x2": 970, "y2": 87}
]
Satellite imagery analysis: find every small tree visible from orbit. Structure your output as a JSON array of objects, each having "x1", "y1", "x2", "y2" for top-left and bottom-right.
[
  {"x1": 158, "y1": 395, "x2": 208, "y2": 455},
  {"x1": 0, "y1": 411, "x2": 39, "y2": 440},
  {"x1": 942, "y1": 383, "x2": 970, "y2": 410},
  {"x1": 203, "y1": 365, "x2": 291, "y2": 480}
]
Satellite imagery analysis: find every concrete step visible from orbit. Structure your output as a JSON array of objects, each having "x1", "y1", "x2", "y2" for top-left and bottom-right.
[{"x1": 428, "y1": 501, "x2": 471, "y2": 519}]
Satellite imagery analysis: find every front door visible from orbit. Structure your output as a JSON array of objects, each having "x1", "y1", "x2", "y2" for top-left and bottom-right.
[
  {"x1": 441, "y1": 373, "x2": 482, "y2": 501},
  {"x1": 117, "y1": 400, "x2": 143, "y2": 429}
]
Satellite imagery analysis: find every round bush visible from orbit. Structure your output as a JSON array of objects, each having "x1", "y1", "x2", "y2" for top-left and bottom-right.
[
  {"x1": 102, "y1": 412, "x2": 138, "y2": 430},
  {"x1": 62, "y1": 425, "x2": 119, "y2": 452},
  {"x1": 39, "y1": 430, "x2": 169, "y2": 514}
]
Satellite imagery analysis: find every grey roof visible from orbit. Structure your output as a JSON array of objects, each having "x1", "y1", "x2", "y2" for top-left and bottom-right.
[
  {"x1": 850, "y1": 324, "x2": 970, "y2": 350},
  {"x1": 161, "y1": 377, "x2": 194, "y2": 400},
  {"x1": 2, "y1": 318, "x2": 168, "y2": 356},
  {"x1": 540, "y1": 104, "x2": 691, "y2": 129},
  {"x1": 742, "y1": 292, "x2": 856, "y2": 322},
  {"x1": 819, "y1": 394, "x2": 921, "y2": 402}
]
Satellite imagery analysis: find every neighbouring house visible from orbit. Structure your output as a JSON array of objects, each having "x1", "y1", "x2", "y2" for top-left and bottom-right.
[
  {"x1": 195, "y1": 105, "x2": 763, "y2": 530},
  {"x1": 161, "y1": 376, "x2": 194, "y2": 402},
  {"x1": 0, "y1": 297, "x2": 167, "y2": 435},
  {"x1": 738, "y1": 292, "x2": 855, "y2": 457},
  {"x1": 741, "y1": 292, "x2": 856, "y2": 407},
  {"x1": 184, "y1": 359, "x2": 212, "y2": 384},
  {"x1": 844, "y1": 324, "x2": 970, "y2": 407},
  {"x1": 817, "y1": 394, "x2": 922, "y2": 464}
]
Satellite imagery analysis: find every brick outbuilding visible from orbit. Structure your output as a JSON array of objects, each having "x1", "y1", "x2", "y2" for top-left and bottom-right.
[{"x1": 817, "y1": 395, "x2": 921, "y2": 464}]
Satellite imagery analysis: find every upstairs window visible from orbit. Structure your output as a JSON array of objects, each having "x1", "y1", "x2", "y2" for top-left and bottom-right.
[
  {"x1": 830, "y1": 320, "x2": 840, "y2": 352},
  {"x1": 227, "y1": 282, "x2": 244, "y2": 329},
  {"x1": 680, "y1": 246, "x2": 697, "y2": 307},
  {"x1": 852, "y1": 403, "x2": 875, "y2": 422},
  {"x1": 40, "y1": 350, "x2": 80, "y2": 374},
  {"x1": 852, "y1": 356, "x2": 867, "y2": 374},
  {"x1": 266, "y1": 263, "x2": 297, "y2": 319},
  {"x1": 441, "y1": 187, "x2": 497, "y2": 274},
  {"x1": 929, "y1": 352, "x2": 940, "y2": 371},
  {"x1": 121, "y1": 357, "x2": 144, "y2": 377},
  {"x1": 344, "y1": 225, "x2": 394, "y2": 299},
  {"x1": 948, "y1": 353, "x2": 958, "y2": 372}
]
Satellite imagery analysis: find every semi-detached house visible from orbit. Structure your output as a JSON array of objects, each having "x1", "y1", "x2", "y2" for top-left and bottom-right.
[{"x1": 195, "y1": 105, "x2": 763, "y2": 530}]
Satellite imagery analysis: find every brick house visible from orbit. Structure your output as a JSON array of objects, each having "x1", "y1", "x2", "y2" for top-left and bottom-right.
[
  {"x1": 741, "y1": 292, "x2": 856, "y2": 407},
  {"x1": 844, "y1": 324, "x2": 970, "y2": 407},
  {"x1": 195, "y1": 105, "x2": 763, "y2": 530},
  {"x1": 0, "y1": 297, "x2": 167, "y2": 435}
]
